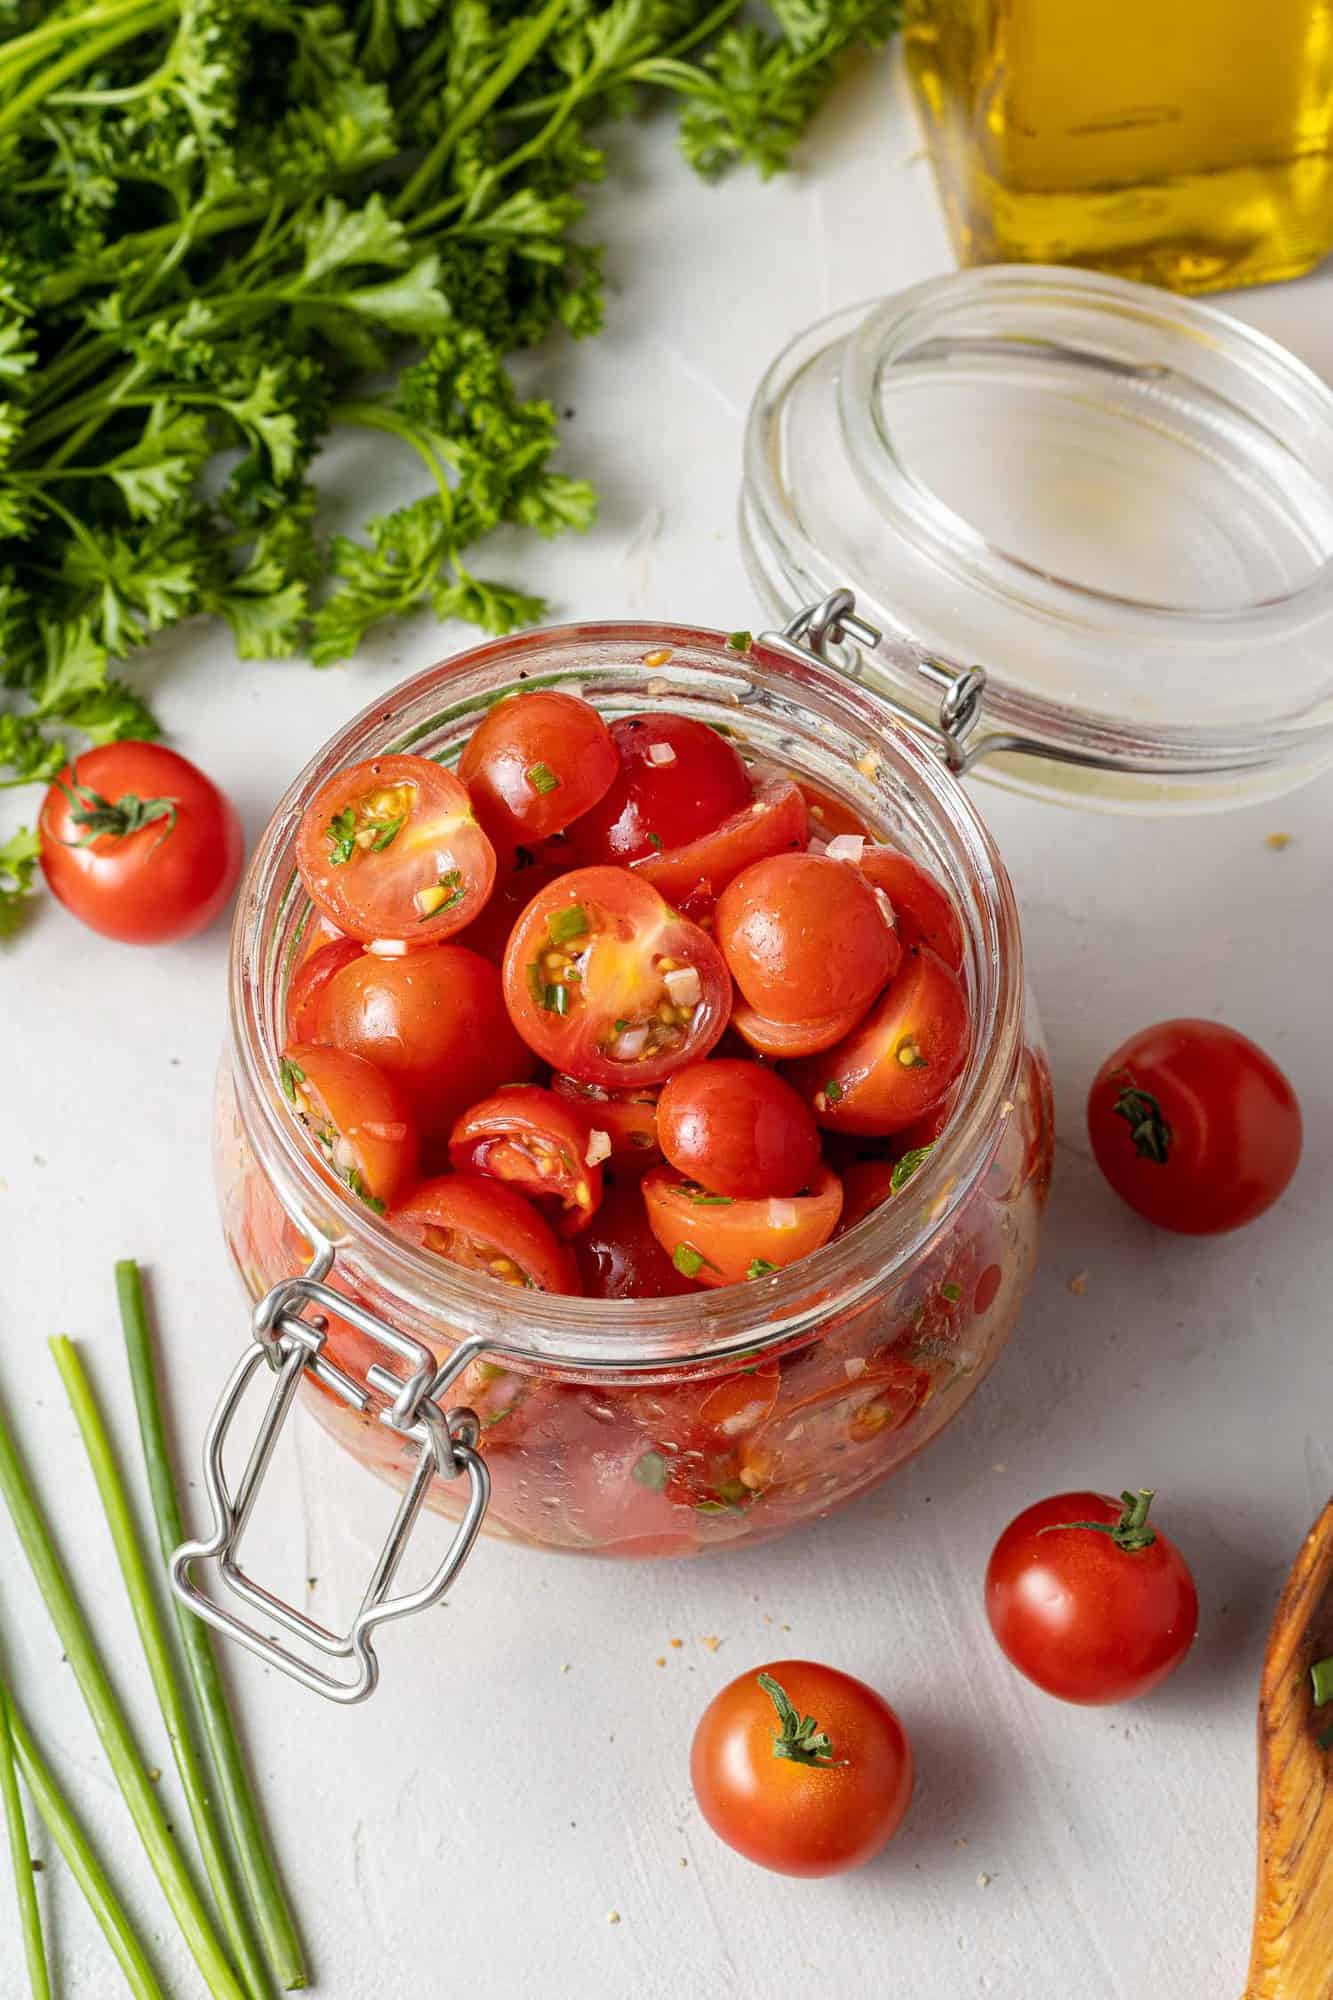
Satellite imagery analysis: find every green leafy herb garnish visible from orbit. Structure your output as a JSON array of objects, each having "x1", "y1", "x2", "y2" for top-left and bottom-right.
[
  {"x1": 549, "y1": 903, "x2": 587, "y2": 945},
  {"x1": 646, "y1": 833, "x2": 664, "y2": 852},
  {"x1": 824, "y1": 1078, "x2": 844, "y2": 1103},
  {"x1": 0, "y1": 829, "x2": 41, "y2": 940},
  {"x1": 726, "y1": 630, "x2": 753, "y2": 653},
  {"x1": 278, "y1": 1058, "x2": 305, "y2": 1105},
  {"x1": 746, "y1": 1258, "x2": 776, "y2": 1279},
  {"x1": 1311, "y1": 1656, "x2": 1333, "y2": 1707},
  {"x1": 344, "y1": 1167, "x2": 385, "y2": 1215},
  {"x1": 526, "y1": 762, "x2": 559, "y2": 796},
  {"x1": 370, "y1": 814, "x2": 406, "y2": 852},
  {"x1": 940, "y1": 1282, "x2": 962, "y2": 1303},
  {"x1": 684, "y1": 1185, "x2": 734, "y2": 1206},
  {"x1": 632, "y1": 1451, "x2": 667, "y2": 1492},
  {"x1": 673, "y1": 1244, "x2": 705, "y2": 1278},
  {"x1": 890, "y1": 1145, "x2": 934, "y2": 1193},
  {"x1": 326, "y1": 808, "x2": 358, "y2": 867},
  {"x1": 416, "y1": 869, "x2": 465, "y2": 921}
]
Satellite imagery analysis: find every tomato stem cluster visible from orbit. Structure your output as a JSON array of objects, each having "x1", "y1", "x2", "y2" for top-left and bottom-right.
[
  {"x1": 1039, "y1": 1487, "x2": 1159, "y2": 1553},
  {"x1": 759, "y1": 1672, "x2": 847, "y2": 1768}
]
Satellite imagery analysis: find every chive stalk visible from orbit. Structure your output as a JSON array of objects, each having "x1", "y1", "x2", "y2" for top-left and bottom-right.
[
  {"x1": 116, "y1": 1260, "x2": 307, "y2": 1993},
  {"x1": 50, "y1": 1336, "x2": 270, "y2": 2000},
  {"x1": 0, "y1": 1390, "x2": 247, "y2": 2000},
  {"x1": 3, "y1": 1678, "x2": 166, "y2": 1999},
  {"x1": 0, "y1": 1681, "x2": 50, "y2": 2000}
]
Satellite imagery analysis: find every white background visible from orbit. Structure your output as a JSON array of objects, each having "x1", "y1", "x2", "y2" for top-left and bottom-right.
[{"x1": 3, "y1": 45, "x2": 1332, "y2": 2000}]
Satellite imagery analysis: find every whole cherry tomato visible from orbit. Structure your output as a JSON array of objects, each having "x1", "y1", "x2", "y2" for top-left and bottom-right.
[
  {"x1": 279, "y1": 1043, "x2": 419, "y2": 1211},
  {"x1": 568, "y1": 714, "x2": 752, "y2": 865},
  {"x1": 986, "y1": 1488, "x2": 1198, "y2": 1705},
  {"x1": 1087, "y1": 1019, "x2": 1301, "y2": 1234},
  {"x1": 389, "y1": 1173, "x2": 578, "y2": 1294},
  {"x1": 457, "y1": 690, "x2": 618, "y2": 848},
  {"x1": 39, "y1": 742, "x2": 243, "y2": 944},
  {"x1": 296, "y1": 753, "x2": 495, "y2": 943},
  {"x1": 657, "y1": 1060, "x2": 820, "y2": 1199},
  {"x1": 691, "y1": 1660, "x2": 914, "y2": 1877},
  {"x1": 716, "y1": 853, "x2": 899, "y2": 1025}
]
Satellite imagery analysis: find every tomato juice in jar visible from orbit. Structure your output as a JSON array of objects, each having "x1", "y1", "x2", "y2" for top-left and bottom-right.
[{"x1": 215, "y1": 622, "x2": 1052, "y2": 1561}]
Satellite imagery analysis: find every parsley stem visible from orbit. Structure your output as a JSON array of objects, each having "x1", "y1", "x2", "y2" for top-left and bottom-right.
[
  {"x1": 3, "y1": 1676, "x2": 165, "y2": 1999},
  {"x1": 50, "y1": 1335, "x2": 271, "y2": 2000},
  {"x1": 331, "y1": 402, "x2": 456, "y2": 514},
  {"x1": 118, "y1": 1261, "x2": 307, "y2": 1994},
  {"x1": 0, "y1": 1681, "x2": 50, "y2": 2000},
  {"x1": 0, "y1": 5, "x2": 175, "y2": 137},
  {"x1": 0, "y1": 0, "x2": 161, "y2": 78},
  {"x1": 0, "y1": 1380, "x2": 247, "y2": 2000}
]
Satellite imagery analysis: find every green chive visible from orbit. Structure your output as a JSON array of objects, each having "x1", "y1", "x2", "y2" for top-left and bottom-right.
[
  {"x1": 632, "y1": 1451, "x2": 667, "y2": 1492},
  {"x1": 549, "y1": 903, "x2": 587, "y2": 945},
  {"x1": 646, "y1": 832, "x2": 664, "y2": 851},
  {"x1": 746, "y1": 1259, "x2": 776, "y2": 1279},
  {"x1": 726, "y1": 630, "x2": 753, "y2": 652},
  {"x1": 0, "y1": 1683, "x2": 50, "y2": 2000},
  {"x1": 824, "y1": 1079, "x2": 843, "y2": 1103},
  {"x1": 686, "y1": 1190, "x2": 733, "y2": 1205},
  {"x1": 117, "y1": 1263, "x2": 306, "y2": 1994},
  {"x1": 940, "y1": 1282, "x2": 962, "y2": 1303},
  {"x1": 1312, "y1": 1656, "x2": 1333, "y2": 1706},
  {"x1": 278, "y1": 1057, "x2": 304, "y2": 1104},
  {"x1": 526, "y1": 761, "x2": 559, "y2": 795},
  {"x1": 672, "y1": 1244, "x2": 704, "y2": 1278},
  {"x1": 542, "y1": 983, "x2": 570, "y2": 1016},
  {"x1": 370, "y1": 814, "x2": 406, "y2": 852},
  {"x1": 890, "y1": 1144, "x2": 934, "y2": 1194},
  {"x1": 325, "y1": 808, "x2": 357, "y2": 866},
  {"x1": 527, "y1": 960, "x2": 545, "y2": 1005},
  {"x1": 0, "y1": 1386, "x2": 248, "y2": 2000}
]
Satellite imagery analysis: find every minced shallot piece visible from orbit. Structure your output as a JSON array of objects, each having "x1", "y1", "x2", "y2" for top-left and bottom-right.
[
  {"x1": 663, "y1": 965, "x2": 701, "y2": 1008},
  {"x1": 767, "y1": 1199, "x2": 799, "y2": 1231},
  {"x1": 824, "y1": 833, "x2": 865, "y2": 865},
  {"x1": 612, "y1": 1024, "x2": 651, "y2": 1060},
  {"x1": 585, "y1": 1128, "x2": 612, "y2": 1167},
  {"x1": 647, "y1": 741, "x2": 677, "y2": 766}
]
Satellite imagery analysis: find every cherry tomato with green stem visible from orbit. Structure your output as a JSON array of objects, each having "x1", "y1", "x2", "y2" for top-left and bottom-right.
[
  {"x1": 1087, "y1": 1019, "x2": 1301, "y2": 1234},
  {"x1": 986, "y1": 1488, "x2": 1198, "y2": 1704},
  {"x1": 39, "y1": 742, "x2": 243, "y2": 944},
  {"x1": 691, "y1": 1661, "x2": 914, "y2": 1877}
]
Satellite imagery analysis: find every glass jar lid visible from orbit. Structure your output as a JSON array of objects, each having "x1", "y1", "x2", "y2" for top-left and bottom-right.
[{"x1": 740, "y1": 266, "x2": 1333, "y2": 812}]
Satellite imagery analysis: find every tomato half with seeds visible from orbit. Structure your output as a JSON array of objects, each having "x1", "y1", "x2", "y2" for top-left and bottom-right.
[
  {"x1": 296, "y1": 753, "x2": 496, "y2": 944},
  {"x1": 657, "y1": 1060, "x2": 820, "y2": 1199},
  {"x1": 791, "y1": 947, "x2": 970, "y2": 1136},
  {"x1": 389, "y1": 1174, "x2": 579, "y2": 1293},
  {"x1": 691, "y1": 1660, "x2": 914, "y2": 1878},
  {"x1": 450, "y1": 1085, "x2": 603, "y2": 1236},
  {"x1": 285, "y1": 936, "x2": 364, "y2": 1040},
  {"x1": 457, "y1": 690, "x2": 618, "y2": 848},
  {"x1": 633, "y1": 770, "x2": 808, "y2": 902},
  {"x1": 737, "y1": 1354, "x2": 932, "y2": 1499},
  {"x1": 317, "y1": 943, "x2": 537, "y2": 1141},
  {"x1": 502, "y1": 867, "x2": 730, "y2": 1088},
  {"x1": 730, "y1": 994, "x2": 871, "y2": 1059},
  {"x1": 1087, "y1": 1019, "x2": 1301, "y2": 1235},
  {"x1": 573, "y1": 1178, "x2": 698, "y2": 1298},
  {"x1": 551, "y1": 1074, "x2": 662, "y2": 1172},
  {"x1": 856, "y1": 847, "x2": 964, "y2": 972},
  {"x1": 641, "y1": 1163, "x2": 843, "y2": 1288},
  {"x1": 568, "y1": 714, "x2": 752, "y2": 865},
  {"x1": 279, "y1": 1042, "x2": 419, "y2": 1211},
  {"x1": 716, "y1": 853, "x2": 900, "y2": 1025}
]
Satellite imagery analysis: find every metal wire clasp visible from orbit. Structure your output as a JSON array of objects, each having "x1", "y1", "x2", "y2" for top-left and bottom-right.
[{"x1": 171, "y1": 1233, "x2": 492, "y2": 1703}]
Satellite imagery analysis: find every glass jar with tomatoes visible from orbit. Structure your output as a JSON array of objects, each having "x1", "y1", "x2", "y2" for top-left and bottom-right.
[{"x1": 212, "y1": 619, "x2": 1052, "y2": 1583}]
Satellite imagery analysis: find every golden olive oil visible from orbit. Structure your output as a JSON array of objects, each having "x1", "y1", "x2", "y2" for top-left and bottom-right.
[{"x1": 905, "y1": 0, "x2": 1333, "y2": 292}]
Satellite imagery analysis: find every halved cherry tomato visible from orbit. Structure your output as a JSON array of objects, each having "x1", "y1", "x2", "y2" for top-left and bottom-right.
[
  {"x1": 502, "y1": 867, "x2": 730, "y2": 1089},
  {"x1": 633, "y1": 770, "x2": 807, "y2": 902},
  {"x1": 279, "y1": 1042, "x2": 419, "y2": 1211},
  {"x1": 457, "y1": 690, "x2": 618, "y2": 848},
  {"x1": 696, "y1": 1362, "x2": 782, "y2": 1438},
  {"x1": 568, "y1": 715, "x2": 752, "y2": 865},
  {"x1": 285, "y1": 936, "x2": 364, "y2": 1040},
  {"x1": 573, "y1": 1177, "x2": 698, "y2": 1298},
  {"x1": 730, "y1": 993, "x2": 871, "y2": 1059},
  {"x1": 389, "y1": 1173, "x2": 578, "y2": 1293},
  {"x1": 790, "y1": 947, "x2": 970, "y2": 1136},
  {"x1": 798, "y1": 782, "x2": 875, "y2": 842},
  {"x1": 738, "y1": 1354, "x2": 932, "y2": 1492},
  {"x1": 856, "y1": 847, "x2": 964, "y2": 973},
  {"x1": 317, "y1": 943, "x2": 537, "y2": 1141},
  {"x1": 657, "y1": 1060, "x2": 820, "y2": 1199},
  {"x1": 451, "y1": 854, "x2": 564, "y2": 964},
  {"x1": 716, "y1": 853, "x2": 900, "y2": 1025},
  {"x1": 296, "y1": 910, "x2": 349, "y2": 966},
  {"x1": 641, "y1": 1163, "x2": 843, "y2": 1288},
  {"x1": 449, "y1": 1085, "x2": 603, "y2": 1236},
  {"x1": 296, "y1": 753, "x2": 496, "y2": 944},
  {"x1": 691, "y1": 1660, "x2": 914, "y2": 1878},
  {"x1": 836, "y1": 1158, "x2": 896, "y2": 1234},
  {"x1": 551, "y1": 1074, "x2": 662, "y2": 1172}
]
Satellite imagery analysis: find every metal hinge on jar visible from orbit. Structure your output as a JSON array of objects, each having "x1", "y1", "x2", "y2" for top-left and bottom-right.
[{"x1": 171, "y1": 1233, "x2": 499, "y2": 1703}]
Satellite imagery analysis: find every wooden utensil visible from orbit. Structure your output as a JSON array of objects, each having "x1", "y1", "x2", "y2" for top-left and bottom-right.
[{"x1": 1247, "y1": 1500, "x2": 1333, "y2": 1998}]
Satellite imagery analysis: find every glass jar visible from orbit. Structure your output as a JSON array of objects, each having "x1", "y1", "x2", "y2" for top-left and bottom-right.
[
  {"x1": 904, "y1": 0, "x2": 1333, "y2": 293},
  {"x1": 211, "y1": 622, "x2": 1051, "y2": 1587}
]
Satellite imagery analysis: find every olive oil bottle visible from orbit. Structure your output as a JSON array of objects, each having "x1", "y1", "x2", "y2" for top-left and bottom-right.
[{"x1": 905, "y1": 0, "x2": 1333, "y2": 292}]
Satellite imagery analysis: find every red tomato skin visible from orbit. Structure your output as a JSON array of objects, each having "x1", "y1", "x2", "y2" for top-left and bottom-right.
[
  {"x1": 317, "y1": 944, "x2": 537, "y2": 1142},
  {"x1": 730, "y1": 993, "x2": 870, "y2": 1059},
  {"x1": 451, "y1": 856, "x2": 564, "y2": 964},
  {"x1": 296, "y1": 754, "x2": 496, "y2": 944},
  {"x1": 642, "y1": 1164, "x2": 843, "y2": 1288},
  {"x1": 573, "y1": 1178, "x2": 699, "y2": 1298},
  {"x1": 389, "y1": 1173, "x2": 579, "y2": 1294},
  {"x1": 835, "y1": 1158, "x2": 896, "y2": 1234},
  {"x1": 551, "y1": 1075, "x2": 662, "y2": 1173},
  {"x1": 1087, "y1": 1019, "x2": 1301, "y2": 1235},
  {"x1": 633, "y1": 771, "x2": 808, "y2": 902},
  {"x1": 716, "y1": 853, "x2": 900, "y2": 1025},
  {"x1": 448, "y1": 1084, "x2": 603, "y2": 1236},
  {"x1": 690, "y1": 1660, "x2": 914, "y2": 1877},
  {"x1": 281, "y1": 1042, "x2": 420, "y2": 1208},
  {"x1": 39, "y1": 744, "x2": 243, "y2": 945},
  {"x1": 567, "y1": 715, "x2": 752, "y2": 865},
  {"x1": 457, "y1": 691, "x2": 618, "y2": 846},
  {"x1": 286, "y1": 937, "x2": 364, "y2": 1040},
  {"x1": 657, "y1": 1060, "x2": 821, "y2": 1199},
  {"x1": 790, "y1": 947, "x2": 970, "y2": 1137},
  {"x1": 985, "y1": 1492, "x2": 1198, "y2": 1705},
  {"x1": 856, "y1": 848, "x2": 965, "y2": 973}
]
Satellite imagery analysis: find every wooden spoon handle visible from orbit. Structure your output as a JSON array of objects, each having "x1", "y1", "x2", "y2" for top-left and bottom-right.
[{"x1": 1246, "y1": 1500, "x2": 1333, "y2": 1999}]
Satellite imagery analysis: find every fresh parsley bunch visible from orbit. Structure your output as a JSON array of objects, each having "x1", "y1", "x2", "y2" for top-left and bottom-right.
[{"x1": 0, "y1": 0, "x2": 899, "y2": 929}]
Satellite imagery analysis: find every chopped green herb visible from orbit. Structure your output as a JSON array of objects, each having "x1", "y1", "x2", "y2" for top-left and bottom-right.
[
  {"x1": 646, "y1": 832, "x2": 664, "y2": 852},
  {"x1": 326, "y1": 808, "x2": 358, "y2": 867},
  {"x1": 726, "y1": 630, "x2": 753, "y2": 653},
  {"x1": 613, "y1": 1019, "x2": 630, "y2": 1034},
  {"x1": 541, "y1": 983, "x2": 570, "y2": 1016},
  {"x1": 672, "y1": 1244, "x2": 705, "y2": 1279},
  {"x1": 526, "y1": 762, "x2": 560, "y2": 796},
  {"x1": 480, "y1": 1405, "x2": 519, "y2": 1430},
  {"x1": 416, "y1": 869, "x2": 465, "y2": 921},
  {"x1": 527, "y1": 960, "x2": 545, "y2": 1007},
  {"x1": 684, "y1": 1187, "x2": 735, "y2": 1206},
  {"x1": 940, "y1": 1282, "x2": 962, "y2": 1303},
  {"x1": 632, "y1": 1451, "x2": 667, "y2": 1492},
  {"x1": 824, "y1": 1078, "x2": 844, "y2": 1103},
  {"x1": 370, "y1": 814, "x2": 406, "y2": 853},
  {"x1": 278, "y1": 1058, "x2": 305, "y2": 1105},
  {"x1": 1312, "y1": 1656, "x2": 1333, "y2": 1706},
  {"x1": 549, "y1": 904, "x2": 588, "y2": 946},
  {"x1": 746, "y1": 1259, "x2": 776, "y2": 1280},
  {"x1": 344, "y1": 1168, "x2": 385, "y2": 1215},
  {"x1": 890, "y1": 1145, "x2": 934, "y2": 1194}
]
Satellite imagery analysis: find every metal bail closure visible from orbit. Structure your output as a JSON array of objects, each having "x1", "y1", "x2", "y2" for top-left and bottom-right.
[{"x1": 171, "y1": 1232, "x2": 492, "y2": 1703}]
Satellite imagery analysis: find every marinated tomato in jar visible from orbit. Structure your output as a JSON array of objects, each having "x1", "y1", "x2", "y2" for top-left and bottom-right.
[{"x1": 217, "y1": 664, "x2": 1051, "y2": 1561}]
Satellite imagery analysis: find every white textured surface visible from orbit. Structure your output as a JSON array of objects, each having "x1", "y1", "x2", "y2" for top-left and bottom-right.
[{"x1": 3, "y1": 47, "x2": 1332, "y2": 2000}]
